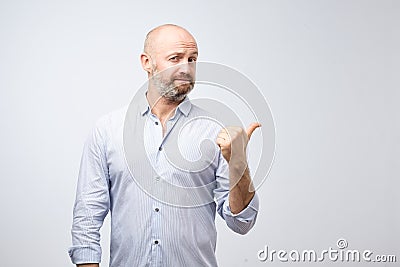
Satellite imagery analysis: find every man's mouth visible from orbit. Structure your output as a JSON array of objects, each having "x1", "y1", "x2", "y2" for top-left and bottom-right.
[{"x1": 174, "y1": 79, "x2": 193, "y2": 85}]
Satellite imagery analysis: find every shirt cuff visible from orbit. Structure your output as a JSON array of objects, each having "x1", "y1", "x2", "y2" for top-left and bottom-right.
[
  {"x1": 223, "y1": 193, "x2": 259, "y2": 222},
  {"x1": 68, "y1": 245, "x2": 101, "y2": 264}
]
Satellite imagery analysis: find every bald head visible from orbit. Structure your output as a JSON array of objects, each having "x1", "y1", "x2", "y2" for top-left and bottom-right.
[{"x1": 143, "y1": 24, "x2": 197, "y2": 56}]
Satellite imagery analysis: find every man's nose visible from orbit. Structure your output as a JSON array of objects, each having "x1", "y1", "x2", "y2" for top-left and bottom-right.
[
  {"x1": 177, "y1": 62, "x2": 195, "y2": 75},
  {"x1": 177, "y1": 62, "x2": 189, "y2": 73}
]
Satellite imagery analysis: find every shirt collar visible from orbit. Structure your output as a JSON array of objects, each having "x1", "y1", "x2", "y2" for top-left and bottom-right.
[
  {"x1": 177, "y1": 96, "x2": 191, "y2": 117},
  {"x1": 140, "y1": 92, "x2": 192, "y2": 117}
]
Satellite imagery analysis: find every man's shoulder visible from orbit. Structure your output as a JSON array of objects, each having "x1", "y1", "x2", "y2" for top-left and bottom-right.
[
  {"x1": 187, "y1": 103, "x2": 224, "y2": 132},
  {"x1": 189, "y1": 103, "x2": 216, "y2": 118}
]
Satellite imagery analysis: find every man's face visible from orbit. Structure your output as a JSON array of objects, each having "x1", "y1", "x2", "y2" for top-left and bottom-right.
[{"x1": 147, "y1": 28, "x2": 198, "y2": 102}]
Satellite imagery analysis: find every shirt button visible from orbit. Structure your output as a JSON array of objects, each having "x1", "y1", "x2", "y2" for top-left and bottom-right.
[
  {"x1": 158, "y1": 146, "x2": 162, "y2": 151},
  {"x1": 154, "y1": 240, "x2": 159, "y2": 245},
  {"x1": 155, "y1": 121, "x2": 159, "y2": 125},
  {"x1": 155, "y1": 176, "x2": 160, "y2": 181},
  {"x1": 155, "y1": 208, "x2": 159, "y2": 212}
]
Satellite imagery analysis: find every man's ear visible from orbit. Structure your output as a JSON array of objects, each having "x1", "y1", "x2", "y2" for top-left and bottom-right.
[{"x1": 140, "y1": 53, "x2": 152, "y2": 74}]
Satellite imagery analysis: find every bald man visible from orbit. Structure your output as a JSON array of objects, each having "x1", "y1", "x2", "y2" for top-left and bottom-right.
[{"x1": 68, "y1": 24, "x2": 260, "y2": 267}]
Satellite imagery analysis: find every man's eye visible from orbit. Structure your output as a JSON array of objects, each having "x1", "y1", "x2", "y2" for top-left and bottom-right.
[
  {"x1": 189, "y1": 57, "x2": 197, "y2": 62},
  {"x1": 169, "y1": 56, "x2": 178, "y2": 61}
]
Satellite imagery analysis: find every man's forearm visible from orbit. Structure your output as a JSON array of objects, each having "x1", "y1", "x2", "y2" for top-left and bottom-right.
[
  {"x1": 216, "y1": 123, "x2": 260, "y2": 214},
  {"x1": 228, "y1": 165, "x2": 255, "y2": 214}
]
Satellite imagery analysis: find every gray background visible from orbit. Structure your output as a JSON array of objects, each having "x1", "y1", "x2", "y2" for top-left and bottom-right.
[{"x1": 0, "y1": 0, "x2": 399, "y2": 266}]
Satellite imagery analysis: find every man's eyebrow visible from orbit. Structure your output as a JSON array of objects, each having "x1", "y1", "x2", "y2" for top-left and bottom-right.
[
  {"x1": 186, "y1": 51, "x2": 198, "y2": 57},
  {"x1": 166, "y1": 51, "x2": 198, "y2": 57}
]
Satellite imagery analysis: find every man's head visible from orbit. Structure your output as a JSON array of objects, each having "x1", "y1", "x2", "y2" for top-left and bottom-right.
[{"x1": 140, "y1": 24, "x2": 198, "y2": 103}]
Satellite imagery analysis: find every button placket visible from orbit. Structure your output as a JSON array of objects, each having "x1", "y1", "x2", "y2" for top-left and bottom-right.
[{"x1": 150, "y1": 200, "x2": 161, "y2": 265}]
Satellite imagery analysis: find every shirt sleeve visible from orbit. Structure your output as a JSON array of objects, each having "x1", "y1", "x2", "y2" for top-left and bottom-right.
[
  {"x1": 214, "y1": 151, "x2": 259, "y2": 235},
  {"x1": 68, "y1": 117, "x2": 111, "y2": 264}
]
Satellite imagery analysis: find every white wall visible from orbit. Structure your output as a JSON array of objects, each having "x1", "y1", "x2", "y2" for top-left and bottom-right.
[{"x1": 0, "y1": 0, "x2": 398, "y2": 266}]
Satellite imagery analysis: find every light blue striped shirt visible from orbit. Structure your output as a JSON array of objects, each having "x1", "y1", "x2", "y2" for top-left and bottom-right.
[{"x1": 68, "y1": 94, "x2": 259, "y2": 266}]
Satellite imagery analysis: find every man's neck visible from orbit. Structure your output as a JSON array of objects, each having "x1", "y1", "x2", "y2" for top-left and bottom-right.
[{"x1": 146, "y1": 88, "x2": 181, "y2": 124}]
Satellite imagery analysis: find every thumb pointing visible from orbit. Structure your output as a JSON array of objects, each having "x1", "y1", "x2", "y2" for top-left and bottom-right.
[{"x1": 246, "y1": 122, "x2": 261, "y2": 139}]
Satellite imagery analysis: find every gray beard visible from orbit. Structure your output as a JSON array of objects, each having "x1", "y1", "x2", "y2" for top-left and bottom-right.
[{"x1": 152, "y1": 73, "x2": 194, "y2": 103}]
